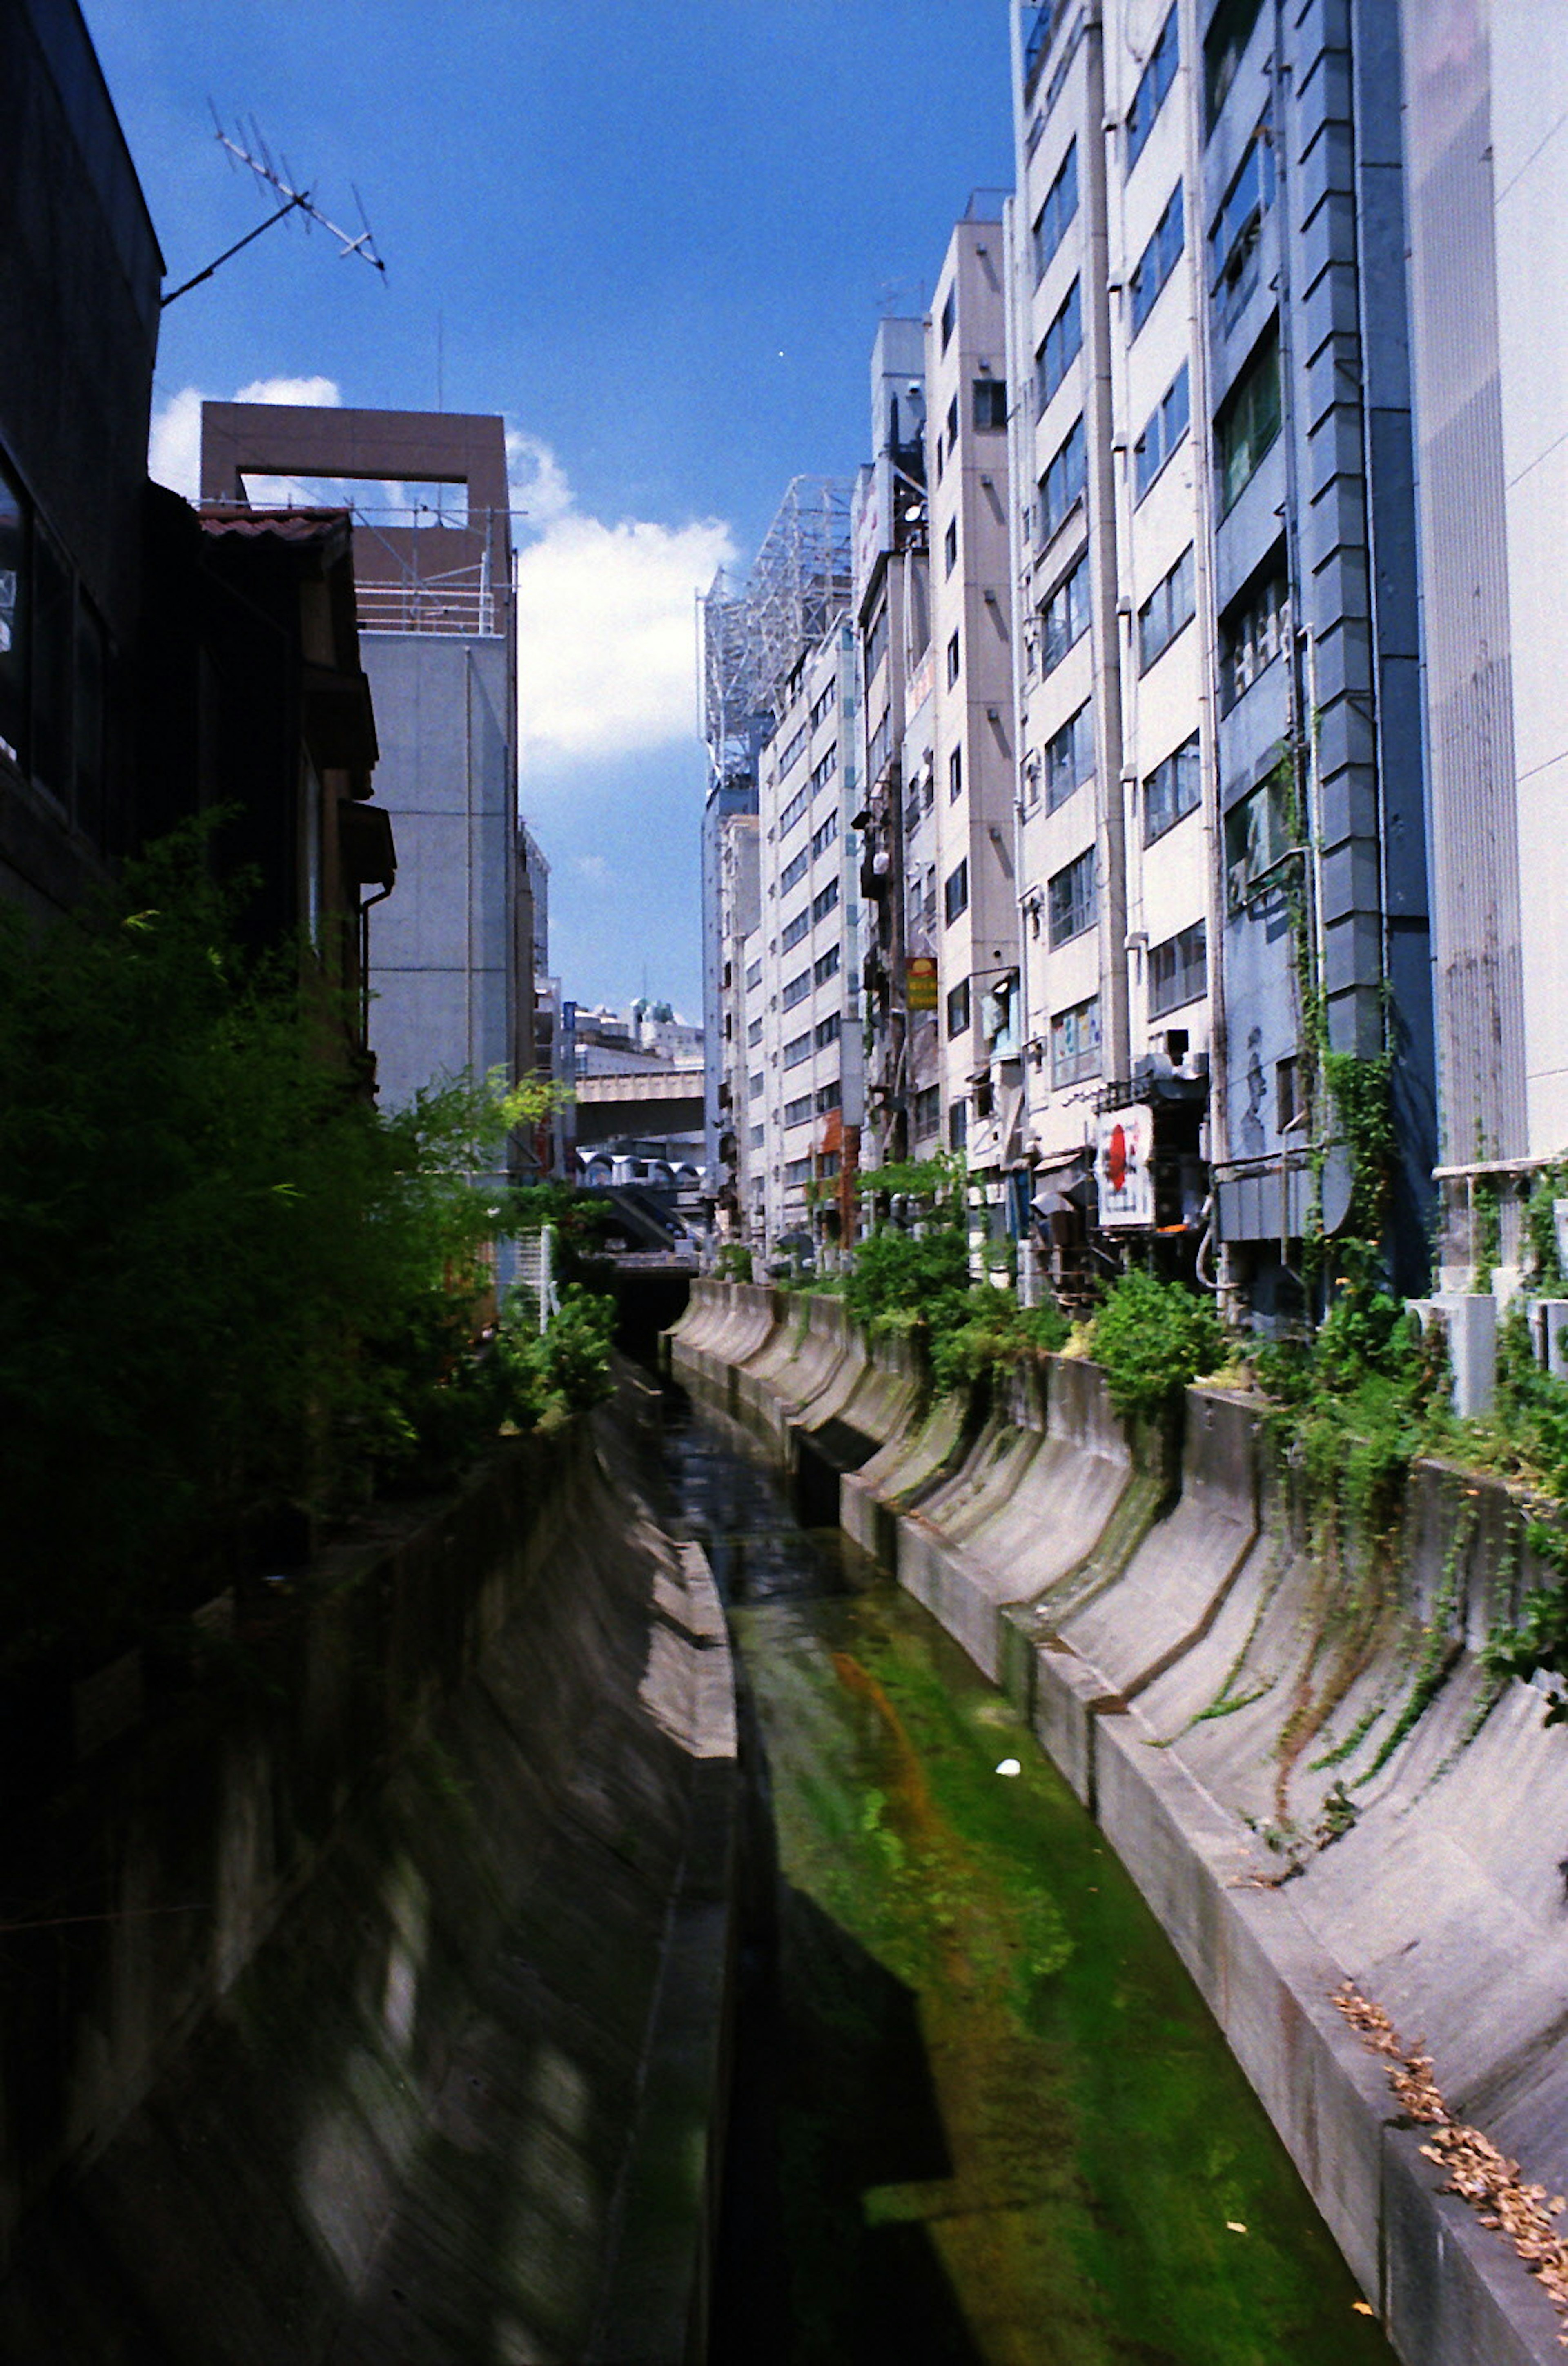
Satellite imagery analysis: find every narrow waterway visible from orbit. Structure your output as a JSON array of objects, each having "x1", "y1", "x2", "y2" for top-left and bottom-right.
[{"x1": 661, "y1": 1394, "x2": 1396, "y2": 2366}]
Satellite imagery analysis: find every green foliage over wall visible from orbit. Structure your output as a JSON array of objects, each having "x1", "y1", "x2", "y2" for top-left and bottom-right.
[{"x1": 0, "y1": 828, "x2": 585, "y2": 1676}]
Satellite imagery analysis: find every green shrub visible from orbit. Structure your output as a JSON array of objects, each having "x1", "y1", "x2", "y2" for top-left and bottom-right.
[
  {"x1": 1090, "y1": 1270, "x2": 1225, "y2": 1424},
  {"x1": 842, "y1": 1224, "x2": 972, "y2": 1331},
  {"x1": 927, "y1": 1290, "x2": 1070, "y2": 1398},
  {"x1": 715, "y1": 1242, "x2": 753, "y2": 1282}
]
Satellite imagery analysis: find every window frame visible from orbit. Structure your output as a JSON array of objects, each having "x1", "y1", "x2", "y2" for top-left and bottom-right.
[{"x1": 1047, "y1": 845, "x2": 1097, "y2": 948}]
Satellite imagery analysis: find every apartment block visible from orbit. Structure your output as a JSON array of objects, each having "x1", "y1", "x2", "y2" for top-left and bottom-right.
[
  {"x1": 1006, "y1": 0, "x2": 1436, "y2": 1310},
  {"x1": 926, "y1": 203, "x2": 1024, "y2": 1190},
  {"x1": 701, "y1": 480, "x2": 860, "y2": 1254},
  {"x1": 854, "y1": 318, "x2": 934, "y2": 1171},
  {"x1": 1399, "y1": 0, "x2": 1568, "y2": 1284}
]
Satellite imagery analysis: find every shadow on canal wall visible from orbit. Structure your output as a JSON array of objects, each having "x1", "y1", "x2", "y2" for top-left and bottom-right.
[
  {"x1": 668, "y1": 1278, "x2": 1568, "y2": 2366},
  {"x1": 0, "y1": 1370, "x2": 738, "y2": 2364}
]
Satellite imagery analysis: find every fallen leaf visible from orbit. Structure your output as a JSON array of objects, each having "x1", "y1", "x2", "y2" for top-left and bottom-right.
[
  {"x1": 1353, "y1": 2300, "x2": 1375, "y2": 2317},
  {"x1": 1226, "y1": 2220, "x2": 1247, "y2": 2234}
]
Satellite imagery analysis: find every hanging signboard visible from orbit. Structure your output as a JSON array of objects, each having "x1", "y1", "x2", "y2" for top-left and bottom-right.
[
  {"x1": 1095, "y1": 1105, "x2": 1154, "y2": 1229},
  {"x1": 906, "y1": 957, "x2": 938, "y2": 1011}
]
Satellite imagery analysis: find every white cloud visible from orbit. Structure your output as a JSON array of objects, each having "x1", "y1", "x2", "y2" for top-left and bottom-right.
[
  {"x1": 506, "y1": 429, "x2": 574, "y2": 527},
  {"x1": 515, "y1": 499, "x2": 735, "y2": 767},
  {"x1": 148, "y1": 374, "x2": 343, "y2": 500},
  {"x1": 572, "y1": 853, "x2": 610, "y2": 884},
  {"x1": 233, "y1": 373, "x2": 341, "y2": 409}
]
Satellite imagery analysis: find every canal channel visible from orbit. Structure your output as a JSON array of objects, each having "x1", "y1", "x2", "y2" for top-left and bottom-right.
[{"x1": 659, "y1": 1390, "x2": 1396, "y2": 2366}]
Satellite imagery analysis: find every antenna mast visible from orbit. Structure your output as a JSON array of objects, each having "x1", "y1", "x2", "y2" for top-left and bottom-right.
[{"x1": 160, "y1": 111, "x2": 387, "y2": 308}]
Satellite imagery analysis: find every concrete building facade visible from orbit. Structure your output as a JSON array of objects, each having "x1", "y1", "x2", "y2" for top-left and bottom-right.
[
  {"x1": 926, "y1": 205, "x2": 1024, "y2": 1199},
  {"x1": 1004, "y1": 0, "x2": 1436, "y2": 1309},
  {"x1": 200, "y1": 406, "x2": 523, "y2": 1143}
]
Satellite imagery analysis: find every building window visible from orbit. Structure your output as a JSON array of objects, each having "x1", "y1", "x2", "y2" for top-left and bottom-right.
[
  {"x1": 1216, "y1": 330, "x2": 1282, "y2": 513},
  {"x1": 865, "y1": 602, "x2": 889, "y2": 684},
  {"x1": 1143, "y1": 733, "x2": 1201, "y2": 842},
  {"x1": 813, "y1": 944, "x2": 840, "y2": 985},
  {"x1": 1126, "y1": 7, "x2": 1178, "y2": 170},
  {"x1": 780, "y1": 845, "x2": 809, "y2": 894},
  {"x1": 814, "y1": 1079, "x2": 841, "y2": 1114},
  {"x1": 946, "y1": 396, "x2": 959, "y2": 454},
  {"x1": 1148, "y1": 919, "x2": 1207, "y2": 1016},
  {"x1": 779, "y1": 779, "x2": 811, "y2": 836},
  {"x1": 780, "y1": 906, "x2": 810, "y2": 952},
  {"x1": 1038, "y1": 414, "x2": 1086, "y2": 546},
  {"x1": 808, "y1": 744, "x2": 837, "y2": 797},
  {"x1": 1133, "y1": 364, "x2": 1190, "y2": 503},
  {"x1": 1276, "y1": 1055, "x2": 1300, "y2": 1133},
  {"x1": 1037, "y1": 278, "x2": 1082, "y2": 412},
  {"x1": 810, "y1": 810, "x2": 838, "y2": 859},
  {"x1": 913, "y1": 1082, "x2": 942, "y2": 1139},
  {"x1": 1032, "y1": 138, "x2": 1078, "y2": 282},
  {"x1": 1210, "y1": 124, "x2": 1276, "y2": 334},
  {"x1": 782, "y1": 1031, "x2": 812, "y2": 1070},
  {"x1": 1047, "y1": 846, "x2": 1096, "y2": 947},
  {"x1": 809, "y1": 677, "x2": 837, "y2": 731},
  {"x1": 949, "y1": 1098, "x2": 968, "y2": 1151},
  {"x1": 973, "y1": 379, "x2": 1007, "y2": 431},
  {"x1": 781, "y1": 969, "x2": 811, "y2": 1012},
  {"x1": 947, "y1": 978, "x2": 971, "y2": 1037},
  {"x1": 944, "y1": 858, "x2": 969, "y2": 925},
  {"x1": 811, "y1": 877, "x2": 840, "y2": 923},
  {"x1": 1224, "y1": 769, "x2": 1296, "y2": 909},
  {"x1": 1129, "y1": 184, "x2": 1183, "y2": 338},
  {"x1": 943, "y1": 517, "x2": 958, "y2": 577},
  {"x1": 1050, "y1": 994, "x2": 1101, "y2": 1086},
  {"x1": 814, "y1": 1011, "x2": 841, "y2": 1048},
  {"x1": 949, "y1": 745, "x2": 963, "y2": 803},
  {"x1": 784, "y1": 1093, "x2": 812, "y2": 1127},
  {"x1": 946, "y1": 631, "x2": 960, "y2": 688},
  {"x1": 1205, "y1": 0, "x2": 1265, "y2": 134},
  {"x1": 749, "y1": 1124, "x2": 765, "y2": 1149},
  {"x1": 1045, "y1": 700, "x2": 1094, "y2": 811},
  {"x1": 748, "y1": 1070, "x2": 764, "y2": 1099},
  {"x1": 940, "y1": 284, "x2": 956, "y2": 351},
  {"x1": 784, "y1": 1155, "x2": 813, "y2": 1187},
  {"x1": 1219, "y1": 553, "x2": 1290, "y2": 713},
  {"x1": 1042, "y1": 549, "x2": 1091, "y2": 674},
  {"x1": 1137, "y1": 544, "x2": 1195, "y2": 673},
  {"x1": 748, "y1": 1013, "x2": 765, "y2": 1043}
]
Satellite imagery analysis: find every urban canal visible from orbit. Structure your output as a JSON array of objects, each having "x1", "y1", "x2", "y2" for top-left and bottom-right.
[{"x1": 659, "y1": 1391, "x2": 1396, "y2": 2366}]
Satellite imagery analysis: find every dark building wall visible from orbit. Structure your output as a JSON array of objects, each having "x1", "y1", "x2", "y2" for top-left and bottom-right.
[{"x1": 0, "y1": 0, "x2": 162, "y2": 911}]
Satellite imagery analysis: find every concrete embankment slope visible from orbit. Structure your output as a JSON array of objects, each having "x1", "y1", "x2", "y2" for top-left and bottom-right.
[
  {"x1": 0, "y1": 1377, "x2": 737, "y2": 2366},
  {"x1": 668, "y1": 1281, "x2": 1568, "y2": 2366}
]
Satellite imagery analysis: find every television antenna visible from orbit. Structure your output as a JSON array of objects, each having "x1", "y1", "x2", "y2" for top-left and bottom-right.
[{"x1": 160, "y1": 110, "x2": 387, "y2": 308}]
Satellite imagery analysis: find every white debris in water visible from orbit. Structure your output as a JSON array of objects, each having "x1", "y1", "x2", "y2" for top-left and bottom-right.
[{"x1": 995, "y1": 1758, "x2": 1022, "y2": 1777}]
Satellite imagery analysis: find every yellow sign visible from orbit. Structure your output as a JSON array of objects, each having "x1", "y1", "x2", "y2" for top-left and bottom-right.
[{"x1": 906, "y1": 957, "x2": 938, "y2": 1011}]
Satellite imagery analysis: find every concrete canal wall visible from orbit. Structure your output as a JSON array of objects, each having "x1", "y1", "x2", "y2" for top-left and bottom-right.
[
  {"x1": 0, "y1": 1375, "x2": 738, "y2": 2366},
  {"x1": 669, "y1": 1278, "x2": 1568, "y2": 2366}
]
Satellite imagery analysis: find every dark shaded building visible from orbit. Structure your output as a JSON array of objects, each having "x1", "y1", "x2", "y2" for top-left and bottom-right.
[{"x1": 0, "y1": 0, "x2": 163, "y2": 914}]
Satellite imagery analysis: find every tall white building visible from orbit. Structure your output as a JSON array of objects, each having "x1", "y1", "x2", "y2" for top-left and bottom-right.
[{"x1": 926, "y1": 202, "x2": 1025, "y2": 1195}]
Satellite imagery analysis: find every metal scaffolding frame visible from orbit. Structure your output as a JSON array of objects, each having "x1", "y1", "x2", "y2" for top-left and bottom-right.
[{"x1": 700, "y1": 475, "x2": 853, "y2": 785}]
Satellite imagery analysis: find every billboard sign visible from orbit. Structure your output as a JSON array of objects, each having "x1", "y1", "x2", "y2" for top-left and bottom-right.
[
  {"x1": 906, "y1": 957, "x2": 938, "y2": 1011},
  {"x1": 1096, "y1": 1105, "x2": 1154, "y2": 1229}
]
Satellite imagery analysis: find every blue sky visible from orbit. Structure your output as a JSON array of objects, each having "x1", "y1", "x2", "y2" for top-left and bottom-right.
[{"x1": 86, "y1": 0, "x2": 1014, "y2": 1017}]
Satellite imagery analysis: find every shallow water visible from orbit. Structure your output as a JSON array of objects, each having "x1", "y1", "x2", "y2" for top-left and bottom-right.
[{"x1": 663, "y1": 1398, "x2": 1396, "y2": 2366}]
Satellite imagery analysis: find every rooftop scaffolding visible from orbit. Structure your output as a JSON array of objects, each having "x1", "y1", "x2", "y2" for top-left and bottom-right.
[{"x1": 700, "y1": 474, "x2": 853, "y2": 784}]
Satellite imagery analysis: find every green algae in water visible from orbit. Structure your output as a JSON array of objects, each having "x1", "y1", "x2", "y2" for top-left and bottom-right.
[{"x1": 734, "y1": 1582, "x2": 1396, "y2": 2366}]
